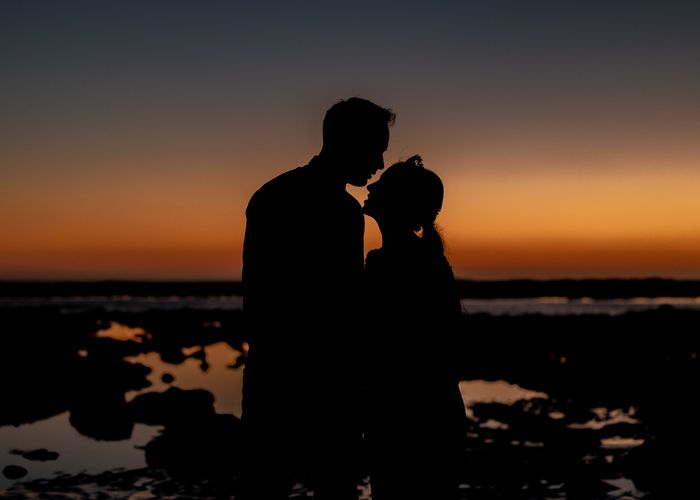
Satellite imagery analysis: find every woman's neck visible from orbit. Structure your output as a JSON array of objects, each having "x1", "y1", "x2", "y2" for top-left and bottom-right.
[{"x1": 378, "y1": 224, "x2": 420, "y2": 251}]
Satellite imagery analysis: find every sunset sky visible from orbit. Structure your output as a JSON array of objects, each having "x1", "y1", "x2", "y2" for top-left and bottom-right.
[{"x1": 2, "y1": 1, "x2": 700, "y2": 280}]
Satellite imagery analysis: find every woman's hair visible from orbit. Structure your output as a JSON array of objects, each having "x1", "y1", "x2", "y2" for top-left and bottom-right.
[{"x1": 390, "y1": 155, "x2": 446, "y2": 255}]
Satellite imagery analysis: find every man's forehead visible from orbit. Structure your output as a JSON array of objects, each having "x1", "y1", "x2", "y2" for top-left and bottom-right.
[{"x1": 372, "y1": 124, "x2": 390, "y2": 148}]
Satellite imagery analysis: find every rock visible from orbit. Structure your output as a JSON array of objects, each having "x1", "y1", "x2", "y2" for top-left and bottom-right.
[
  {"x1": 3, "y1": 465, "x2": 28, "y2": 479},
  {"x1": 10, "y1": 448, "x2": 60, "y2": 461},
  {"x1": 129, "y1": 387, "x2": 216, "y2": 426}
]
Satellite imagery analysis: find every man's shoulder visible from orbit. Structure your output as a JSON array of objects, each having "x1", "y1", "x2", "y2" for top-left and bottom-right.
[
  {"x1": 256, "y1": 166, "x2": 309, "y2": 197},
  {"x1": 247, "y1": 166, "x2": 307, "y2": 214},
  {"x1": 247, "y1": 163, "x2": 362, "y2": 215}
]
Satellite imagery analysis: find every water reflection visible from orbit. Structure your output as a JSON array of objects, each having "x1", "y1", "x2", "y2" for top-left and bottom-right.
[
  {"x1": 0, "y1": 413, "x2": 160, "y2": 488},
  {"x1": 1, "y1": 319, "x2": 557, "y2": 491},
  {"x1": 3, "y1": 304, "x2": 700, "y2": 498},
  {"x1": 96, "y1": 322, "x2": 149, "y2": 343},
  {"x1": 3, "y1": 331, "x2": 552, "y2": 487},
  {"x1": 126, "y1": 342, "x2": 244, "y2": 416},
  {"x1": 459, "y1": 380, "x2": 547, "y2": 406}
]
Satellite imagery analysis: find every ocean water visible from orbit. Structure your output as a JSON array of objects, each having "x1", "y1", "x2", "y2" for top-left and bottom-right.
[
  {"x1": 460, "y1": 296, "x2": 700, "y2": 315},
  {"x1": 1, "y1": 295, "x2": 699, "y2": 315}
]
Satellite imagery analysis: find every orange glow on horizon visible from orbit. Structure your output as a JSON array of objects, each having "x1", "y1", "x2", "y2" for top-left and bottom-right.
[
  {"x1": 4, "y1": 149, "x2": 700, "y2": 280},
  {"x1": 0, "y1": 246, "x2": 242, "y2": 280}
]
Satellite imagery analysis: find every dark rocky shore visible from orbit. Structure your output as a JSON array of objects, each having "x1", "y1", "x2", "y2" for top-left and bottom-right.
[{"x1": 1, "y1": 302, "x2": 699, "y2": 498}]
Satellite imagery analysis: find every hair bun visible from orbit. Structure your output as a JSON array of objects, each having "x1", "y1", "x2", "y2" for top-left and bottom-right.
[{"x1": 405, "y1": 154, "x2": 424, "y2": 168}]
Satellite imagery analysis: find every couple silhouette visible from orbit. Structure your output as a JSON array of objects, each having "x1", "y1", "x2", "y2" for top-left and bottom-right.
[{"x1": 241, "y1": 98, "x2": 466, "y2": 500}]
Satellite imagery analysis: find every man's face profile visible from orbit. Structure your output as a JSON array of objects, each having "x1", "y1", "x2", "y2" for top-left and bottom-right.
[{"x1": 344, "y1": 124, "x2": 389, "y2": 187}]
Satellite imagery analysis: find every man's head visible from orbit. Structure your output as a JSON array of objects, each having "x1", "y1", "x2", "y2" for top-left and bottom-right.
[{"x1": 321, "y1": 97, "x2": 395, "y2": 186}]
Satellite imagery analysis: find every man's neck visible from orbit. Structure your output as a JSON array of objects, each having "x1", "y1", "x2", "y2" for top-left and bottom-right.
[{"x1": 309, "y1": 152, "x2": 347, "y2": 190}]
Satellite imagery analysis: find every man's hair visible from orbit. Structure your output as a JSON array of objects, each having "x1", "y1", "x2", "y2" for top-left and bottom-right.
[{"x1": 322, "y1": 97, "x2": 395, "y2": 146}]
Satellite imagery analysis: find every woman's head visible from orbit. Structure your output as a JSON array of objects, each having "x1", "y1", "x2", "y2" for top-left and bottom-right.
[{"x1": 363, "y1": 155, "x2": 444, "y2": 233}]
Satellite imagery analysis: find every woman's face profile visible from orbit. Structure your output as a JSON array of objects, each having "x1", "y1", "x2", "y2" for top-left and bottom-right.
[
  {"x1": 363, "y1": 160, "x2": 443, "y2": 232},
  {"x1": 362, "y1": 166, "x2": 411, "y2": 224}
]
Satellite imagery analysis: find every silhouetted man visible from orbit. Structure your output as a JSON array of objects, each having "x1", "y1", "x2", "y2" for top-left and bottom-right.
[{"x1": 240, "y1": 98, "x2": 395, "y2": 499}]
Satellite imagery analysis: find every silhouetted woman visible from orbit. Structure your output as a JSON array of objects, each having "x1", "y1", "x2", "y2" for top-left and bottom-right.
[{"x1": 362, "y1": 155, "x2": 466, "y2": 500}]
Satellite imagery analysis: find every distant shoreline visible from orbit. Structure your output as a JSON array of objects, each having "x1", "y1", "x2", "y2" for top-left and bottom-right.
[{"x1": 1, "y1": 279, "x2": 700, "y2": 299}]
